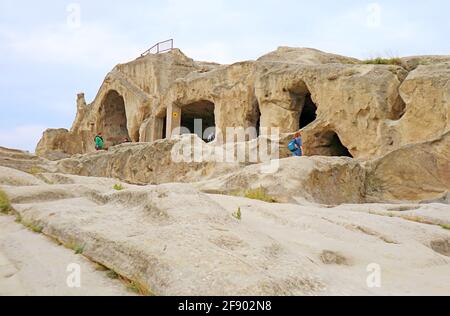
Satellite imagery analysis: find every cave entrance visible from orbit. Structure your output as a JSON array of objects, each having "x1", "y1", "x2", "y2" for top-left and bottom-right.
[
  {"x1": 300, "y1": 94, "x2": 317, "y2": 129},
  {"x1": 309, "y1": 131, "x2": 353, "y2": 157},
  {"x1": 289, "y1": 83, "x2": 318, "y2": 130},
  {"x1": 181, "y1": 100, "x2": 216, "y2": 141},
  {"x1": 155, "y1": 111, "x2": 167, "y2": 140},
  {"x1": 99, "y1": 90, "x2": 130, "y2": 146},
  {"x1": 247, "y1": 100, "x2": 261, "y2": 138},
  {"x1": 255, "y1": 102, "x2": 261, "y2": 137}
]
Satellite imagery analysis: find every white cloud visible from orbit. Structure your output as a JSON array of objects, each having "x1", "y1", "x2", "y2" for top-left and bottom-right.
[
  {"x1": 1, "y1": 23, "x2": 142, "y2": 68},
  {"x1": 0, "y1": 125, "x2": 47, "y2": 153}
]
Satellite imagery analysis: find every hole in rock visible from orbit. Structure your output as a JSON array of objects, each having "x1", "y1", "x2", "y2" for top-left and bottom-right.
[
  {"x1": 289, "y1": 83, "x2": 318, "y2": 130},
  {"x1": 308, "y1": 130, "x2": 353, "y2": 157},
  {"x1": 156, "y1": 112, "x2": 167, "y2": 140},
  {"x1": 99, "y1": 90, "x2": 130, "y2": 145},
  {"x1": 181, "y1": 100, "x2": 216, "y2": 141},
  {"x1": 300, "y1": 94, "x2": 318, "y2": 128}
]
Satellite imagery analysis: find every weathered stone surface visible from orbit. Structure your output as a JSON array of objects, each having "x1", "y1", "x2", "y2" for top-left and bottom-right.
[
  {"x1": 56, "y1": 136, "x2": 242, "y2": 185},
  {"x1": 394, "y1": 62, "x2": 450, "y2": 148},
  {"x1": 6, "y1": 121, "x2": 450, "y2": 205},
  {"x1": 1, "y1": 167, "x2": 449, "y2": 296},
  {"x1": 0, "y1": 147, "x2": 55, "y2": 174},
  {"x1": 196, "y1": 157, "x2": 366, "y2": 205},
  {"x1": 366, "y1": 131, "x2": 450, "y2": 202},
  {"x1": 35, "y1": 47, "x2": 450, "y2": 162}
]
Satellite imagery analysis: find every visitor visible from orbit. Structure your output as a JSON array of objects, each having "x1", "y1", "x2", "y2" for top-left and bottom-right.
[
  {"x1": 206, "y1": 132, "x2": 216, "y2": 143},
  {"x1": 95, "y1": 133, "x2": 105, "y2": 151},
  {"x1": 288, "y1": 132, "x2": 304, "y2": 157}
]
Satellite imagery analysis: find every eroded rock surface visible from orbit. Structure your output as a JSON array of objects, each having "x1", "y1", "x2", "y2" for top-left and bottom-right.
[
  {"x1": 1, "y1": 167, "x2": 449, "y2": 296},
  {"x1": 35, "y1": 47, "x2": 450, "y2": 162}
]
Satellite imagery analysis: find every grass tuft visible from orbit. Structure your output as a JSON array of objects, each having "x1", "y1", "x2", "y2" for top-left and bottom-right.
[
  {"x1": 362, "y1": 57, "x2": 402, "y2": 66},
  {"x1": 106, "y1": 270, "x2": 119, "y2": 280},
  {"x1": 20, "y1": 219, "x2": 44, "y2": 234},
  {"x1": 113, "y1": 184, "x2": 125, "y2": 191},
  {"x1": 64, "y1": 241, "x2": 85, "y2": 255},
  {"x1": 244, "y1": 187, "x2": 278, "y2": 203},
  {"x1": 440, "y1": 224, "x2": 450, "y2": 231},
  {"x1": 26, "y1": 223, "x2": 44, "y2": 234},
  {"x1": 28, "y1": 166, "x2": 43, "y2": 175},
  {"x1": 0, "y1": 190, "x2": 12, "y2": 214},
  {"x1": 233, "y1": 207, "x2": 242, "y2": 221}
]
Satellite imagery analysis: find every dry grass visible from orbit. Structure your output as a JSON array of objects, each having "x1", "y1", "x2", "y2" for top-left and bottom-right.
[
  {"x1": 28, "y1": 166, "x2": 44, "y2": 175},
  {"x1": 440, "y1": 224, "x2": 450, "y2": 231},
  {"x1": 0, "y1": 190, "x2": 12, "y2": 214},
  {"x1": 371, "y1": 211, "x2": 450, "y2": 231},
  {"x1": 106, "y1": 270, "x2": 120, "y2": 280},
  {"x1": 11, "y1": 209, "x2": 44, "y2": 234},
  {"x1": 22, "y1": 221, "x2": 44, "y2": 234},
  {"x1": 398, "y1": 215, "x2": 436, "y2": 226},
  {"x1": 63, "y1": 241, "x2": 85, "y2": 255},
  {"x1": 12, "y1": 212, "x2": 44, "y2": 234},
  {"x1": 244, "y1": 187, "x2": 278, "y2": 203},
  {"x1": 362, "y1": 57, "x2": 402, "y2": 66}
]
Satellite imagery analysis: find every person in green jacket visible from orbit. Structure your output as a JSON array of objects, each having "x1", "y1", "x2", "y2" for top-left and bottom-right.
[{"x1": 95, "y1": 133, "x2": 105, "y2": 151}]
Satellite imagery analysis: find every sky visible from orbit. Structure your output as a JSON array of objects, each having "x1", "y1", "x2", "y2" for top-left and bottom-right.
[{"x1": 1, "y1": 0, "x2": 450, "y2": 152}]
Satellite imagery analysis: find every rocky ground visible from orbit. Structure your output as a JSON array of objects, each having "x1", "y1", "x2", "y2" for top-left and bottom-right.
[
  {"x1": 0, "y1": 215, "x2": 135, "y2": 296},
  {"x1": 0, "y1": 162, "x2": 449, "y2": 296}
]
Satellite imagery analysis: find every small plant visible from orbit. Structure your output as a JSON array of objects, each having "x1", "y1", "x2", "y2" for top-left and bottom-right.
[
  {"x1": 106, "y1": 270, "x2": 119, "y2": 280},
  {"x1": 244, "y1": 187, "x2": 278, "y2": 203},
  {"x1": 362, "y1": 57, "x2": 402, "y2": 66},
  {"x1": 0, "y1": 190, "x2": 12, "y2": 214},
  {"x1": 74, "y1": 244, "x2": 85, "y2": 254},
  {"x1": 20, "y1": 219, "x2": 44, "y2": 234},
  {"x1": 28, "y1": 166, "x2": 43, "y2": 175},
  {"x1": 64, "y1": 241, "x2": 85, "y2": 255},
  {"x1": 441, "y1": 224, "x2": 450, "y2": 231},
  {"x1": 94, "y1": 263, "x2": 109, "y2": 272},
  {"x1": 113, "y1": 184, "x2": 125, "y2": 191},
  {"x1": 233, "y1": 207, "x2": 242, "y2": 221},
  {"x1": 28, "y1": 223, "x2": 44, "y2": 234}
]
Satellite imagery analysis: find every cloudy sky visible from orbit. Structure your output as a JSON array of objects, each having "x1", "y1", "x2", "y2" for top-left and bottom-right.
[{"x1": 1, "y1": 0, "x2": 449, "y2": 152}]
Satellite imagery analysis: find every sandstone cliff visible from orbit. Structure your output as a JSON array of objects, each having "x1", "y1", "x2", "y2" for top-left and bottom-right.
[{"x1": 35, "y1": 47, "x2": 450, "y2": 162}]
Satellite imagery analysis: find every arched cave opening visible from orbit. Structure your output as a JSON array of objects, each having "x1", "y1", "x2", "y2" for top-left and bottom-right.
[
  {"x1": 308, "y1": 130, "x2": 353, "y2": 158},
  {"x1": 300, "y1": 94, "x2": 318, "y2": 129},
  {"x1": 181, "y1": 100, "x2": 216, "y2": 141},
  {"x1": 99, "y1": 90, "x2": 130, "y2": 146},
  {"x1": 289, "y1": 83, "x2": 318, "y2": 130}
]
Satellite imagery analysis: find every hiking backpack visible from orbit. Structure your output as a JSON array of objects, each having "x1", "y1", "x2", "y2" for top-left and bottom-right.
[{"x1": 288, "y1": 139, "x2": 297, "y2": 152}]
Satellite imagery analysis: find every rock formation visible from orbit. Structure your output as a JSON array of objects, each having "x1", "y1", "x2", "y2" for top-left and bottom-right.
[
  {"x1": 2, "y1": 46, "x2": 449, "y2": 296},
  {"x1": 1, "y1": 166, "x2": 449, "y2": 295},
  {"x1": 35, "y1": 47, "x2": 449, "y2": 161}
]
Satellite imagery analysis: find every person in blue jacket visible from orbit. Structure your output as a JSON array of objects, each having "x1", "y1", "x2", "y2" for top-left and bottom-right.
[{"x1": 288, "y1": 132, "x2": 304, "y2": 157}]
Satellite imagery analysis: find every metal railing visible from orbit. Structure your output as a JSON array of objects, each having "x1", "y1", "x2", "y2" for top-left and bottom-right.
[{"x1": 141, "y1": 39, "x2": 174, "y2": 57}]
